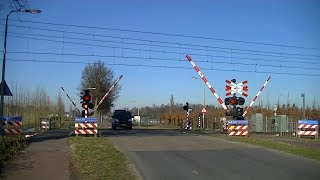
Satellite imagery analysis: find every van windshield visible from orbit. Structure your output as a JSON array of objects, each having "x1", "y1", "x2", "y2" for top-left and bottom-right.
[{"x1": 113, "y1": 111, "x2": 132, "y2": 119}]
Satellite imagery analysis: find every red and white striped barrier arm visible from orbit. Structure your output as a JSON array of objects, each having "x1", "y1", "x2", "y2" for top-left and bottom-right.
[
  {"x1": 61, "y1": 87, "x2": 81, "y2": 114},
  {"x1": 93, "y1": 75, "x2": 123, "y2": 112},
  {"x1": 186, "y1": 55, "x2": 228, "y2": 111},
  {"x1": 243, "y1": 76, "x2": 271, "y2": 117}
]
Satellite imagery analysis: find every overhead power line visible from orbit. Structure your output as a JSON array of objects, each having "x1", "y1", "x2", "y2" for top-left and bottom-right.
[
  {"x1": 7, "y1": 51, "x2": 320, "y2": 70},
  {"x1": 5, "y1": 23, "x2": 320, "y2": 60},
  {"x1": 8, "y1": 34, "x2": 320, "y2": 65},
  {"x1": 7, "y1": 58, "x2": 320, "y2": 77},
  {"x1": 3, "y1": 20, "x2": 319, "y2": 77},
  {"x1": 5, "y1": 30, "x2": 320, "y2": 61},
  {"x1": 6, "y1": 19, "x2": 320, "y2": 50}
]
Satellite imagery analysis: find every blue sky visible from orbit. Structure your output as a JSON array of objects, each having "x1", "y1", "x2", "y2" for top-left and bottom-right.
[{"x1": 0, "y1": 0, "x2": 319, "y2": 111}]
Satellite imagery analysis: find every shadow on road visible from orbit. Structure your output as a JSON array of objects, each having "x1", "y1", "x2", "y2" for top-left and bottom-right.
[
  {"x1": 100, "y1": 128, "x2": 217, "y2": 137},
  {"x1": 27, "y1": 129, "x2": 72, "y2": 143}
]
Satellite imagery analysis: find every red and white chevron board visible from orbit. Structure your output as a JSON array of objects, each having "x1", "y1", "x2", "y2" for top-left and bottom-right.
[
  {"x1": 40, "y1": 121, "x2": 49, "y2": 129},
  {"x1": 75, "y1": 129, "x2": 97, "y2": 134},
  {"x1": 298, "y1": 124, "x2": 318, "y2": 129},
  {"x1": 186, "y1": 55, "x2": 228, "y2": 111},
  {"x1": 3, "y1": 128, "x2": 22, "y2": 134},
  {"x1": 228, "y1": 130, "x2": 249, "y2": 136},
  {"x1": 235, "y1": 125, "x2": 249, "y2": 130},
  {"x1": 298, "y1": 131, "x2": 318, "y2": 136},
  {"x1": 3, "y1": 121, "x2": 22, "y2": 126},
  {"x1": 228, "y1": 125, "x2": 248, "y2": 130},
  {"x1": 75, "y1": 122, "x2": 98, "y2": 129},
  {"x1": 41, "y1": 125, "x2": 49, "y2": 129}
]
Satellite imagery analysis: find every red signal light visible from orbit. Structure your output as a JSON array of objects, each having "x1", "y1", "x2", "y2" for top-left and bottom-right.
[
  {"x1": 230, "y1": 98, "x2": 236, "y2": 105},
  {"x1": 82, "y1": 94, "x2": 91, "y2": 102}
]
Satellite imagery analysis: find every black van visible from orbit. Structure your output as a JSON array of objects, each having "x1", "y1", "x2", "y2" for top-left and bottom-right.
[{"x1": 111, "y1": 110, "x2": 133, "y2": 130}]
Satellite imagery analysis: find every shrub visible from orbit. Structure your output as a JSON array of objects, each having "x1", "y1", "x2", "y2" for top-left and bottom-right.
[{"x1": 0, "y1": 136, "x2": 27, "y2": 167}]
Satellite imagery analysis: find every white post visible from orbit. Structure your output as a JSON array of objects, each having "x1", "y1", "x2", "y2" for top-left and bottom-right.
[
  {"x1": 138, "y1": 108, "x2": 140, "y2": 127},
  {"x1": 265, "y1": 116, "x2": 268, "y2": 132},
  {"x1": 203, "y1": 83, "x2": 205, "y2": 129},
  {"x1": 202, "y1": 113, "x2": 205, "y2": 129}
]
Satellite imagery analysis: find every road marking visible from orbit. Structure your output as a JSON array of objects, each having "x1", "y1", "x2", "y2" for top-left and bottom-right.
[{"x1": 192, "y1": 170, "x2": 199, "y2": 175}]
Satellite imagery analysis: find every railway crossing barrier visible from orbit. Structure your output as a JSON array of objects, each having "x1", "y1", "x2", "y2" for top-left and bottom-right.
[
  {"x1": 227, "y1": 120, "x2": 249, "y2": 137},
  {"x1": 75, "y1": 117, "x2": 98, "y2": 137},
  {"x1": 2, "y1": 116, "x2": 23, "y2": 135},
  {"x1": 40, "y1": 119, "x2": 50, "y2": 130},
  {"x1": 297, "y1": 120, "x2": 318, "y2": 140}
]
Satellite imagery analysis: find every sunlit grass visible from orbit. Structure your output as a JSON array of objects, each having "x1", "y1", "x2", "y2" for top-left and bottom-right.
[{"x1": 68, "y1": 137, "x2": 137, "y2": 180}]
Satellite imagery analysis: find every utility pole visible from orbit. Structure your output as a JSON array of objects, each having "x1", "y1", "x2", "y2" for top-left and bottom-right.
[
  {"x1": 202, "y1": 83, "x2": 205, "y2": 129},
  {"x1": 192, "y1": 77, "x2": 206, "y2": 129},
  {"x1": 301, "y1": 93, "x2": 305, "y2": 119},
  {"x1": 0, "y1": 9, "x2": 41, "y2": 136}
]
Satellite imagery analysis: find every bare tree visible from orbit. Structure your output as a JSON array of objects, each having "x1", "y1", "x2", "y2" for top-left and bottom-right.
[
  {"x1": 56, "y1": 92, "x2": 65, "y2": 116},
  {"x1": 4, "y1": 83, "x2": 59, "y2": 127},
  {"x1": 80, "y1": 60, "x2": 120, "y2": 115}
]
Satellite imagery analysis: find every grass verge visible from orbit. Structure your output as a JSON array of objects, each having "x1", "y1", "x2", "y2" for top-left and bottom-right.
[
  {"x1": 0, "y1": 136, "x2": 27, "y2": 168},
  {"x1": 68, "y1": 137, "x2": 137, "y2": 180},
  {"x1": 215, "y1": 134, "x2": 320, "y2": 161}
]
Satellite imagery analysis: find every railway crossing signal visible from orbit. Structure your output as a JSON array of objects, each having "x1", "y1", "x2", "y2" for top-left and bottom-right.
[
  {"x1": 183, "y1": 102, "x2": 192, "y2": 130},
  {"x1": 224, "y1": 79, "x2": 247, "y2": 119},
  {"x1": 80, "y1": 90, "x2": 94, "y2": 118},
  {"x1": 183, "y1": 102, "x2": 189, "y2": 111},
  {"x1": 62, "y1": 75, "x2": 123, "y2": 118},
  {"x1": 185, "y1": 55, "x2": 271, "y2": 119}
]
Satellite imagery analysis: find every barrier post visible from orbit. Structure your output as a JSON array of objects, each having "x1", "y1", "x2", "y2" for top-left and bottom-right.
[{"x1": 40, "y1": 119, "x2": 50, "y2": 131}]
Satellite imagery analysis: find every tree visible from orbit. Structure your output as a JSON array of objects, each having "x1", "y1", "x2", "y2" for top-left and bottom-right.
[
  {"x1": 56, "y1": 92, "x2": 65, "y2": 117},
  {"x1": 80, "y1": 60, "x2": 120, "y2": 115},
  {"x1": 169, "y1": 95, "x2": 175, "y2": 113}
]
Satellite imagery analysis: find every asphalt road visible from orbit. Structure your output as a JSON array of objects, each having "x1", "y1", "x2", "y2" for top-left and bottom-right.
[{"x1": 102, "y1": 128, "x2": 320, "y2": 180}]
